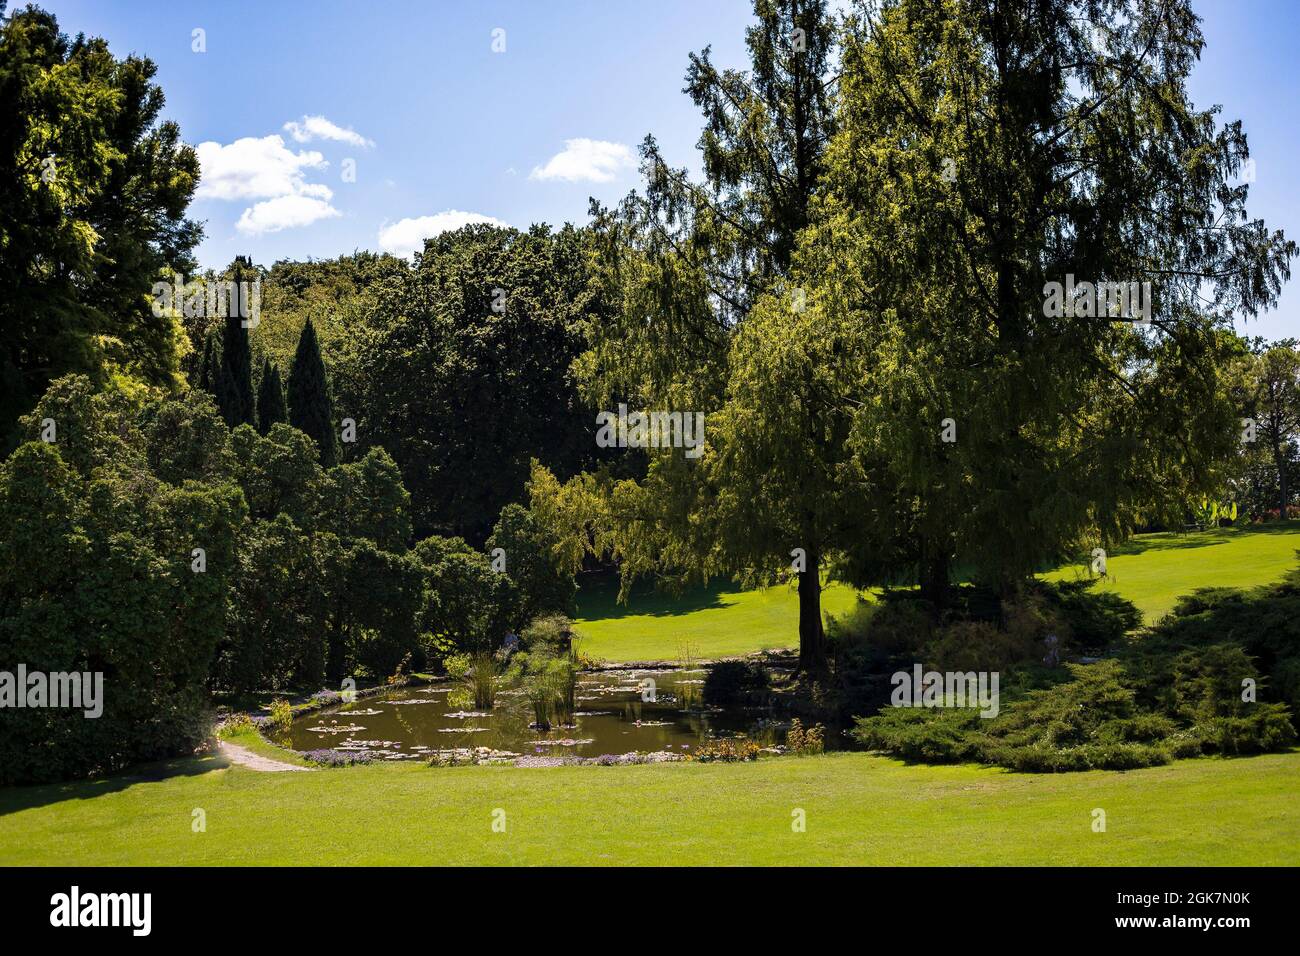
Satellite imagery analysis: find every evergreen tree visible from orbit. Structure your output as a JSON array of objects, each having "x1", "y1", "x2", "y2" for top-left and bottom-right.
[
  {"x1": 216, "y1": 257, "x2": 256, "y2": 428},
  {"x1": 257, "y1": 357, "x2": 287, "y2": 435},
  {"x1": 197, "y1": 330, "x2": 217, "y2": 394},
  {"x1": 287, "y1": 318, "x2": 337, "y2": 467}
]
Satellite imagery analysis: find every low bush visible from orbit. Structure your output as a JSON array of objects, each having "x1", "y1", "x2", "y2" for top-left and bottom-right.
[{"x1": 703, "y1": 660, "x2": 770, "y2": 707}]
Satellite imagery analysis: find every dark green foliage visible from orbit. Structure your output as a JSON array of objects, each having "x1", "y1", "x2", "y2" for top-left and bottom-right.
[
  {"x1": 703, "y1": 660, "x2": 770, "y2": 707},
  {"x1": 257, "y1": 357, "x2": 287, "y2": 435},
  {"x1": 287, "y1": 318, "x2": 337, "y2": 467},
  {"x1": 0, "y1": 377, "x2": 244, "y2": 785},
  {"x1": 414, "y1": 535, "x2": 516, "y2": 655},
  {"x1": 0, "y1": 6, "x2": 201, "y2": 449},
  {"x1": 217, "y1": 514, "x2": 325, "y2": 695},
  {"x1": 230, "y1": 423, "x2": 323, "y2": 527},
  {"x1": 139, "y1": 390, "x2": 234, "y2": 486},
  {"x1": 1042, "y1": 580, "x2": 1143, "y2": 651},
  {"x1": 355, "y1": 224, "x2": 599, "y2": 542},
  {"x1": 851, "y1": 570, "x2": 1300, "y2": 771},
  {"x1": 316, "y1": 447, "x2": 411, "y2": 553},
  {"x1": 486, "y1": 503, "x2": 576, "y2": 628},
  {"x1": 215, "y1": 258, "x2": 257, "y2": 428}
]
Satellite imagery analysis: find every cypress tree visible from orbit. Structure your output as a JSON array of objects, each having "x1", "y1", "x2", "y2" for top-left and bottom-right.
[
  {"x1": 197, "y1": 330, "x2": 217, "y2": 394},
  {"x1": 257, "y1": 357, "x2": 287, "y2": 434},
  {"x1": 287, "y1": 318, "x2": 336, "y2": 466},
  {"x1": 216, "y1": 256, "x2": 255, "y2": 427}
]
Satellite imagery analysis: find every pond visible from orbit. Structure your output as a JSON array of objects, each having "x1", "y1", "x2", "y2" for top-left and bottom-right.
[{"x1": 284, "y1": 668, "x2": 854, "y2": 761}]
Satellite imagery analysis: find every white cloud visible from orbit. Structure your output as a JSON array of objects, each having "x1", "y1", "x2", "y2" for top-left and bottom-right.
[
  {"x1": 283, "y1": 115, "x2": 375, "y2": 149},
  {"x1": 197, "y1": 133, "x2": 344, "y2": 235},
  {"x1": 529, "y1": 138, "x2": 634, "y2": 183},
  {"x1": 195, "y1": 135, "x2": 329, "y2": 201},
  {"x1": 237, "y1": 195, "x2": 342, "y2": 236},
  {"x1": 377, "y1": 210, "x2": 509, "y2": 257}
]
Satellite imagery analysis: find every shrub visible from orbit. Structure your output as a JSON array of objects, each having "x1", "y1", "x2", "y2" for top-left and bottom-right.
[
  {"x1": 703, "y1": 660, "x2": 770, "y2": 707},
  {"x1": 521, "y1": 613, "x2": 574, "y2": 651},
  {"x1": 216, "y1": 714, "x2": 258, "y2": 739},
  {"x1": 853, "y1": 708, "x2": 984, "y2": 763},
  {"x1": 1191, "y1": 705, "x2": 1296, "y2": 754},
  {"x1": 266, "y1": 698, "x2": 294, "y2": 736},
  {"x1": 1043, "y1": 580, "x2": 1141, "y2": 650}
]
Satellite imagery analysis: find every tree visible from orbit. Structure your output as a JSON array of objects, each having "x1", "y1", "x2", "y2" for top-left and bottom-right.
[
  {"x1": 414, "y1": 535, "x2": 516, "y2": 655},
  {"x1": 257, "y1": 357, "x2": 288, "y2": 435},
  {"x1": 354, "y1": 223, "x2": 600, "y2": 543},
  {"x1": 486, "y1": 503, "x2": 577, "y2": 628},
  {"x1": 0, "y1": 4, "x2": 201, "y2": 449},
  {"x1": 1, "y1": 375, "x2": 244, "y2": 785},
  {"x1": 287, "y1": 318, "x2": 337, "y2": 467},
  {"x1": 800, "y1": 0, "x2": 1295, "y2": 600},
  {"x1": 1244, "y1": 341, "x2": 1300, "y2": 519},
  {"x1": 539, "y1": 0, "x2": 842, "y2": 672},
  {"x1": 215, "y1": 257, "x2": 257, "y2": 428}
]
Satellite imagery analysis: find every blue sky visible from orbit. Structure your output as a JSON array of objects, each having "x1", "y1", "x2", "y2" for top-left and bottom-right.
[{"x1": 37, "y1": 0, "x2": 1300, "y2": 339}]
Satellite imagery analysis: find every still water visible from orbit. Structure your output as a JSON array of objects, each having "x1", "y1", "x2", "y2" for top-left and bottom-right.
[{"x1": 285, "y1": 668, "x2": 819, "y2": 760}]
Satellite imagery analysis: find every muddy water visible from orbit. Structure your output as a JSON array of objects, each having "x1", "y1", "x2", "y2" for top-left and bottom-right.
[{"x1": 285, "y1": 668, "x2": 808, "y2": 760}]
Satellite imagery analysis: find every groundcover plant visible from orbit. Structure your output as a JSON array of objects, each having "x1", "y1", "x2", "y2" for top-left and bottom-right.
[{"x1": 0, "y1": 0, "x2": 1296, "y2": 937}]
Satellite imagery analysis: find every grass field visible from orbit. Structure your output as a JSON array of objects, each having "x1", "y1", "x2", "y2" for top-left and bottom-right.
[
  {"x1": 2, "y1": 743, "x2": 1296, "y2": 866},
  {"x1": 576, "y1": 524, "x2": 1300, "y2": 662},
  {"x1": 574, "y1": 577, "x2": 863, "y2": 661}
]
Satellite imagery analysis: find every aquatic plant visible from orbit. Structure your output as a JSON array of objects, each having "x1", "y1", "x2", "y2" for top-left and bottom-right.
[
  {"x1": 266, "y1": 698, "x2": 294, "y2": 736},
  {"x1": 466, "y1": 652, "x2": 498, "y2": 710},
  {"x1": 786, "y1": 718, "x2": 825, "y2": 755}
]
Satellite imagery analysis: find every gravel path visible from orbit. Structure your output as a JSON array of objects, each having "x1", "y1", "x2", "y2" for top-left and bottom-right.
[{"x1": 218, "y1": 739, "x2": 315, "y2": 772}]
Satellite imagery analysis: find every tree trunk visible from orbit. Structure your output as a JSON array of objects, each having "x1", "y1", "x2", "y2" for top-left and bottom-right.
[
  {"x1": 797, "y1": 543, "x2": 828, "y2": 676},
  {"x1": 919, "y1": 545, "x2": 950, "y2": 611}
]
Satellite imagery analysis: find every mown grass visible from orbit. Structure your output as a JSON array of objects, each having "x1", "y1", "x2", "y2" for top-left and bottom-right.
[
  {"x1": 575, "y1": 524, "x2": 1300, "y2": 661},
  {"x1": 1, "y1": 749, "x2": 1295, "y2": 866},
  {"x1": 574, "y1": 577, "x2": 863, "y2": 661},
  {"x1": 1044, "y1": 523, "x2": 1300, "y2": 622}
]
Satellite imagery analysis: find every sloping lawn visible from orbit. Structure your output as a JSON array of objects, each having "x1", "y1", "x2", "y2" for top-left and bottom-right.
[
  {"x1": 1, "y1": 749, "x2": 1296, "y2": 866},
  {"x1": 1044, "y1": 523, "x2": 1300, "y2": 622},
  {"x1": 574, "y1": 577, "x2": 863, "y2": 661},
  {"x1": 576, "y1": 524, "x2": 1300, "y2": 661}
]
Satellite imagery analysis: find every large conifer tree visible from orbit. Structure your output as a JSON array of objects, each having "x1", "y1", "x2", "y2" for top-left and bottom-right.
[
  {"x1": 257, "y1": 357, "x2": 288, "y2": 435},
  {"x1": 216, "y1": 256, "x2": 256, "y2": 428},
  {"x1": 287, "y1": 318, "x2": 337, "y2": 467}
]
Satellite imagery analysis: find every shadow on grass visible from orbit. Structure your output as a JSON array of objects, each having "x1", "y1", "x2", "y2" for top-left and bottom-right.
[
  {"x1": 1104, "y1": 523, "x2": 1300, "y2": 557},
  {"x1": 0, "y1": 748, "x2": 229, "y2": 818},
  {"x1": 575, "y1": 572, "x2": 735, "y2": 621}
]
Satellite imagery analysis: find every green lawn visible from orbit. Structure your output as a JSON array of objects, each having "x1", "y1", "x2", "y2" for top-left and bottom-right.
[
  {"x1": 574, "y1": 577, "x2": 863, "y2": 662},
  {"x1": 1044, "y1": 523, "x2": 1300, "y2": 622},
  {"x1": 1, "y1": 748, "x2": 1295, "y2": 865},
  {"x1": 576, "y1": 524, "x2": 1300, "y2": 662}
]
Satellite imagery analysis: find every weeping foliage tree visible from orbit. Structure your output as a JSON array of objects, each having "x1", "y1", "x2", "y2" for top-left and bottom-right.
[
  {"x1": 534, "y1": 0, "x2": 844, "y2": 674},
  {"x1": 801, "y1": 0, "x2": 1295, "y2": 602}
]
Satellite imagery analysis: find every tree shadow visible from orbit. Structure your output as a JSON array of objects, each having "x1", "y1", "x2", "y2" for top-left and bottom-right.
[
  {"x1": 0, "y1": 748, "x2": 229, "y2": 818},
  {"x1": 575, "y1": 573, "x2": 737, "y2": 621},
  {"x1": 1104, "y1": 523, "x2": 1300, "y2": 558}
]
